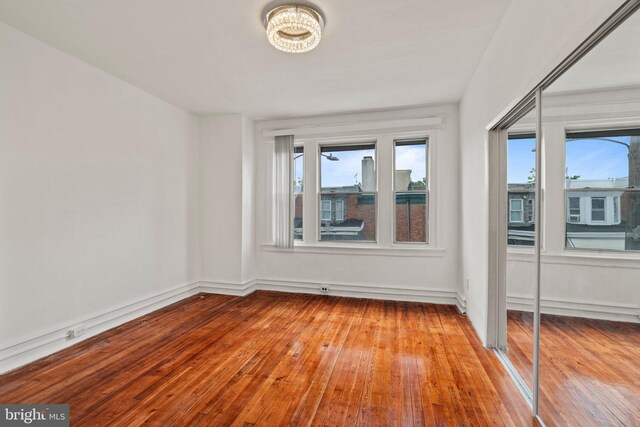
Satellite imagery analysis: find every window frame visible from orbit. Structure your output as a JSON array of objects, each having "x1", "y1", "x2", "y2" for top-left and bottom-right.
[
  {"x1": 335, "y1": 199, "x2": 345, "y2": 222},
  {"x1": 567, "y1": 196, "x2": 581, "y2": 223},
  {"x1": 293, "y1": 145, "x2": 304, "y2": 241},
  {"x1": 563, "y1": 128, "x2": 640, "y2": 253},
  {"x1": 590, "y1": 197, "x2": 606, "y2": 223},
  {"x1": 320, "y1": 199, "x2": 332, "y2": 221},
  {"x1": 509, "y1": 198, "x2": 525, "y2": 223},
  {"x1": 317, "y1": 141, "x2": 378, "y2": 244},
  {"x1": 392, "y1": 138, "x2": 429, "y2": 244}
]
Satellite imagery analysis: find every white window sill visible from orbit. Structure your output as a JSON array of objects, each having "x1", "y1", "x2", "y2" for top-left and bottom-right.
[{"x1": 261, "y1": 243, "x2": 445, "y2": 258}]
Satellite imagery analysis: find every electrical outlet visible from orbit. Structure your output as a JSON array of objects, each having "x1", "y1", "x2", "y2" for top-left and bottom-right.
[
  {"x1": 68, "y1": 325, "x2": 86, "y2": 338},
  {"x1": 466, "y1": 279, "x2": 470, "y2": 290},
  {"x1": 320, "y1": 286, "x2": 330, "y2": 293}
]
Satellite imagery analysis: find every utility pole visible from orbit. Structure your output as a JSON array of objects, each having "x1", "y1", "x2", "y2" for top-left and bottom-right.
[{"x1": 627, "y1": 135, "x2": 640, "y2": 250}]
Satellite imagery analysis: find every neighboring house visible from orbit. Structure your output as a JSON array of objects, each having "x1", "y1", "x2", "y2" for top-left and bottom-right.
[
  {"x1": 507, "y1": 178, "x2": 630, "y2": 249},
  {"x1": 507, "y1": 183, "x2": 536, "y2": 246},
  {"x1": 294, "y1": 157, "x2": 427, "y2": 241}
]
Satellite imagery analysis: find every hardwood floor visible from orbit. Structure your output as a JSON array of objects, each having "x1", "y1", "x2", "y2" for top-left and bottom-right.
[
  {"x1": 0, "y1": 292, "x2": 533, "y2": 426},
  {"x1": 507, "y1": 311, "x2": 640, "y2": 427}
]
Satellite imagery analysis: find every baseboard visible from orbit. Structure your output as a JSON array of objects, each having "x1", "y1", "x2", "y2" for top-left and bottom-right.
[
  {"x1": 0, "y1": 281, "x2": 199, "y2": 375},
  {"x1": 254, "y1": 278, "x2": 458, "y2": 305},
  {"x1": 456, "y1": 292, "x2": 467, "y2": 314},
  {"x1": 197, "y1": 280, "x2": 257, "y2": 296},
  {"x1": 507, "y1": 294, "x2": 639, "y2": 323},
  {"x1": 0, "y1": 278, "x2": 458, "y2": 375}
]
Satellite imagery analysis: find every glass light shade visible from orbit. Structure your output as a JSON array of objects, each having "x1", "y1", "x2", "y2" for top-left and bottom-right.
[{"x1": 265, "y1": 5, "x2": 324, "y2": 53}]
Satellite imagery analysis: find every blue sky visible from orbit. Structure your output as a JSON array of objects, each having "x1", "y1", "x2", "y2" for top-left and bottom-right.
[
  {"x1": 314, "y1": 144, "x2": 427, "y2": 189},
  {"x1": 321, "y1": 148, "x2": 375, "y2": 188},
  {"x1": 507, "y1": 137, "x2": 629, "y2": 183}
]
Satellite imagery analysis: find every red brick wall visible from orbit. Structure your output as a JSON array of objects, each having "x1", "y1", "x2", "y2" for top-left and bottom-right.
[
  {"x1": 621, "y1": 192, "x2": 628, "y2": 222},
  {"x1": 294, "y1": 193, "x2": 303, "y2": 218},
  {"x1": 345, "y1": 195, "x2": 376, "y2": 241},
  {"x1": 395, "y1": 202, "x2": 427, "y2": 242}
]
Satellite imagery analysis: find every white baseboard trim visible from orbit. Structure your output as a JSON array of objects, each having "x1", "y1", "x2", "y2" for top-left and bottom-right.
[
  {"x1": 197, "y1": 280, "x2": 257, "y2": 296},
  {"x1": 456, "y1": 292, "x2": 467, "y2": 314},
  {"x1": 1, "y1": 278, "x2": 458, "y2": 375},
  {"x1": 507, "y1": 294, "x2": 639, "y2": 323},
  {"x1": 197, "y1": 279, "x2": 458, "y2": 306},
  {"x1": 0, "y1": 281, "x2": 199, "y2": 375}
]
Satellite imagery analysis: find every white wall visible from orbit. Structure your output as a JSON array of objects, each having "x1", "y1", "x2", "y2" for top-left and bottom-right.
[
  {"x1": 460, "y1": 0, "x2": 625, "y2": 343},
  {"x1": 199, "y1": 114, "x2": 255, "y2": 286},
  {"x1": 0, "y1": 22, "x2": 200, "y2": 363},
  {"x1": 253, "y1": 105, "x2": 462, "y2": 305}
]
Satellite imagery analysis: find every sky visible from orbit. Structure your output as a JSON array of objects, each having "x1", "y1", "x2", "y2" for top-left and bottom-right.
[
  {"x1": 314, "y1": 144, "x2": 427, "y2": 189},
  {"x1": 507, "y1": 136, "x2": 630, "y2": 183}
]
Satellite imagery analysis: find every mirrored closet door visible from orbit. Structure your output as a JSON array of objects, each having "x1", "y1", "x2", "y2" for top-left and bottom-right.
[{"x1": 492, "y1": 2, "x2": 640, "y2": 425}]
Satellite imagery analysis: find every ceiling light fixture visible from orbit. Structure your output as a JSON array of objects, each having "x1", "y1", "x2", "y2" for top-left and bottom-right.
[{"x1": 262, "y1": 4, "x2": 325, "y2": 53}]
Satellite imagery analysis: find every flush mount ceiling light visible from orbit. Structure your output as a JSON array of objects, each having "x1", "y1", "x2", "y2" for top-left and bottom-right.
[{"x1": 262, "y1": 3, "x2": 325, "y2": 53}]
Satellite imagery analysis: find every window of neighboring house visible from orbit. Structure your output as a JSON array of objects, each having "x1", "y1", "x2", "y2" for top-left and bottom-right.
[
  {"x1": 568, "y1": 196, "x2": 581, "y2": 222},
  {"x1": 335, "y1": 199, "x2": 345, "y2": 222},
  {"x1": 509, "y1": 199, "x2": 524, "y2": 223},
  {"x1": 507, "y1": 134, "x2": 536, "y2": 246},
  {"x1": 321, "y1": 199, "x2": 332, "y2": 221},
  {"x1": 394, "y1": 139, "x2": 428, "y2": 243},
  {"x1": 591, "y1": 197, "x2": 606, "y2": 222},
  {"x1": 319, "y1": 143, "x2": 376, "y2": 242},
  {"x1": 565, "y1": 129, "x2": 640, "y2": 251},
  {"x1": 529, "y1": 199, "x2": 535, "y2": 223},
  {"x1": 293, "y1": 146, "x2": 304, "y2": 240}
]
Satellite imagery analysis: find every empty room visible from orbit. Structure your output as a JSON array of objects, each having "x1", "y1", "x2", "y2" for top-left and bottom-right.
[{"x1": 0, "y1": 0, "x2": 638, "y2": 426}]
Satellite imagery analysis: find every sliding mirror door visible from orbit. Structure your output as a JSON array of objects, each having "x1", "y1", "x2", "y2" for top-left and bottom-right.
[{"x1": 538, "y1": 7, "x2": 640, "y2": 426}]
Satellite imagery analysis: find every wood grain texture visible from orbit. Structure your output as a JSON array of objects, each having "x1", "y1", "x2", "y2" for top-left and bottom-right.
[
  {"x1": 0, "y1": 292, "x2": 533, "y2": 426},
  {"x1": 507, "y1": 310, "x2": 640, "y2": 427}
]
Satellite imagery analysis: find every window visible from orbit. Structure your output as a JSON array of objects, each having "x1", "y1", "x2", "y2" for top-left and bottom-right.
[
  {"x1": 509, "y1": 199, "x2": 524, "y2": 223},
  {"x1": 335, "y1": 199, "x2": 345, "y2": 222},
  {"x1": 293, "y1": 146, "x2": 304, "y2": 240},
  {"x1": 321, "y1": 200, "x2": 331, "y2": 221},
  {"x1": 568, "y1": 197, "x2": 581, "y2": 222},
  {"x1": 319, "y1": 143, "x2": 376, "y2": 241},
  {"x1": 507, "y1": 134, "x2": 536, "y2": 246},
  {"x1": 591, "y1": 197, "x2": 605, "y2": 222},
  {"x1": 565, "y1": 130, "x2": 640, "y2": 251},
  {"x1": 394, "y1": 139, "x2": 428, "y2": 243}
]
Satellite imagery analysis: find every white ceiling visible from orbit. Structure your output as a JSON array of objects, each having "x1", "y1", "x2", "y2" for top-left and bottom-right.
[
  {"x1": 548, "y1": 9, "x2": 640, "y2": 94},
  {"x1": 0, "y1": 0, "x2": 512, "y2": 118}
]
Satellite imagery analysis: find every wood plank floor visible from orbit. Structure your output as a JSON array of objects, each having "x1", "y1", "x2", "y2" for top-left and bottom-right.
[
  {"x1": 0, "y1": 292, "x2": 533, "y2": 426},
  {"x1": 507, "y1": 311, "x2": 640, "y2": 427}
]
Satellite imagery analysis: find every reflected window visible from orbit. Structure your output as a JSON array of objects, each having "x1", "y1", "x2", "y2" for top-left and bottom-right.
[
  {"x1": 565, "y1": 130, "x2": 640, "y2": 251},
  {"x1": 507, "y1": 134, "x2": 536, "y2": 246}
]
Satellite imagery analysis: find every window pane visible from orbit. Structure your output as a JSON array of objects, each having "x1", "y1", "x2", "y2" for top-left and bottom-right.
[
  {"x1": 591, "y1": 198, "x2": 605, "y2": 221},
  {"x1": 320, "y1": 194, "x2": 375, "y2": 241},
  {"x1": 565, "y1": 131, "x2": 640, "y2": 251},
  {"x1": 395, "y1": 193, "x2": 427, "y2": 243},
  {"x1": 395, "y1": 140, "x2": 427, "y2": 190},
  {"x1": 293, "y1": 147, "x2": 303, "y2": 240},
  {"x1": 320, "y1": 144, "x2": 375, "y2": 192},
  {"x1": 321, "y1": 200, "x2": 331, "y2": 221},
  {"x1": 335, "y1": 200, "x2": 344, "y2": 221},
  {"x1": 566, "y1": 131, "x2": 638, "y2": 186},
  {"x1": 507, "y1": 135, "x2": 536, "y2": 246}
]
